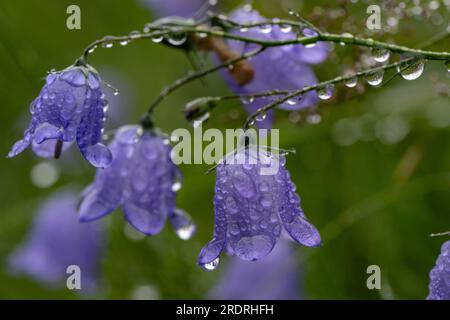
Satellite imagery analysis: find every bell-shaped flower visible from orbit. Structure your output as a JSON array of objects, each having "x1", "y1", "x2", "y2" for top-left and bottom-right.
[
  {"x1": 427, "y1": 240, "x2": 449, "y2": 300},
  {"x1": 79, "y1": 125, "x2": 195, "y2": 238},
  {"x1": 198, "y1": 146, "x2": 321, "y2": 269},
  {"x1": 219, "y1": 7, "x2": 329, "y2": 128},
  {"x1": 8, "y1": 64, "x2": 112, "y2": 168},
  {"x1": 8, "y1": 190, "x2": 105, "y2": 293}
]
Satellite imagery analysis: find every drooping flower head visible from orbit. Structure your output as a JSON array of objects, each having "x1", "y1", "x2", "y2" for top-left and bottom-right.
[
  {"x1": 8, "y1": 63, "x2": 112, "y2": 168},
  {"x1": 210, "y1": 240, "x2": 302, "y2": 299},
  {"x1": 8, "y1": 190, "x2": 105, "y2": 293},
  {"x1": 79, "y1": 125, "x2": 195, "y2": 238},
  {"x1": 198, "y1": 146, "x2": 321, "y2": 269},
  {"x1": 141, "y1": 0, "x2": 207, "y2": 18},
  {"x1": 427, "y1": 240, "x2": 450, "y2": 300},
  {"x1": 220, "y1": 8, "x2": 329, "y2": 128}
]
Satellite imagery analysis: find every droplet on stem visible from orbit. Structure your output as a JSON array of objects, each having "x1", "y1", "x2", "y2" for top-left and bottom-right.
[
  {"x1": 101, "y1": 36, "x2": 114, "y2": 48},
  {"x1": 240, "y1": 96, "x2": 254, "y2": 105},
  {"x1": 129, "y1": 30, "x2": 141, "y2": 40},
  {"x1": 168, "y1": 32, "x2": 187, "y2": 46},
  {"x1": 365, "y1": 70, "x2": 384, "y2": 86},
  {"x1": 316, "y1": 84, "x2": 334, "y2": 100},
  {"x1": 259, "y1": 24, "x2": 272, "y2": 34},
  {"x1": 255, "y1": 112, "x2": 267, "y2": 122},
  {"x1": 151, "y1": 34, "x2": 164, "y2": 43},
  {"x1": 397, "y1": 56, "x2": 425, "y2": 80},
  {"x1": 372, "y1": 47, "x2": 391, "y2": 63},
  {"x1": 345, "y1": 76, "x2": 358, "y2": 88},
  {"x1": 280, "y1": 24, "x2": 292, "y2": 33}
]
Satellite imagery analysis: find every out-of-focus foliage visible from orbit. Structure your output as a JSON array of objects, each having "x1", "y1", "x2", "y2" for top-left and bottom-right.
[{"x1": 0, "y1": 0, "x2": 448, "y2": 299}]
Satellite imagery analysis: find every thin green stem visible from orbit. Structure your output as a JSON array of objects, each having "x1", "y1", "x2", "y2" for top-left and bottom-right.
[
  {"x1": 243, "y1": 61, "x2": 404, "y2": 129},
  {"x1": 140, "y1": 46, "x2": 265, "y2": 127}
]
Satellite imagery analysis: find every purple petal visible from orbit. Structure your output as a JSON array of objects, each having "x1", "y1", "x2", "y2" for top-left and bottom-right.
[
  {"x1": 78, "y1": 127, "x2": 136, "y2": 222},
  {"x1": 427, "y1": 240, "x2": 450, "y2": 300},
  {"x1": 198, "y1": 238, "x2": 225, "y2": 265},
  {"x1": 122, "y1": 133, "x2": 176, "y2": 235},
  {"x1": 32, "y1": 140, "x2": 73, "y2": 159}
]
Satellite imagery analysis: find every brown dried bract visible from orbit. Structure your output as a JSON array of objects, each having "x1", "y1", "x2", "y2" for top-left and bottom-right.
[{"x1": 193, "y1": 34, "x2": 255, "y2": 86}]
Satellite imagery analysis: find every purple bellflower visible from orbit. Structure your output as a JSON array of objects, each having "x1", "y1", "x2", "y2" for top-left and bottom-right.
[
  {"x1": 141, "y1": 0, "x2": 206, "y2": 18},
  {"x1": 8, "y1": 190, "x2": 105, "y2": 293},
  {"x1": 210, "y1": 240, "x2": 302, "y2": 299},
  {"x1": 79, "y1": 125, "x2": 195, "y2": 238},
  {"x1": 8, "y1": 64, "x2": 112, "y2": 168},
  {"x1": 198, "y1": 146, "x2": 321, "y2": 269},
  {"x1": 427, "y1": 240, "x2": 449, "y2": 300},
  {"x1": 220, "y1": 8, "x2": 329, "y2": 129}
]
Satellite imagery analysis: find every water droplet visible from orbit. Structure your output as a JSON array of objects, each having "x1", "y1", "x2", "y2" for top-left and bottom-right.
[
  {"x1": 232, "y1": 171, "x2": 256, "y2": 198},
  {"x1": 87, "y1": 46, "x2": 97, "y2": 54},
  {"x1": 176, "y1": 224, "x2": 195, "y2": 240},
  {"x1": 397, "y1": 57, "x2": 425, "y2": 80},
  {"x1": 340, "y1": 33, "x2": 354, "y2": 45},
  {"x1": 240, "y1": 95, "x2": 254, "y2": 105},
  {"x1": 151, "y1": 34, "x2": 164, "y2": 43},
  {"x1": 444, "y1": 60, "x2": 450, "y2": 73},
  {"x1": 288, "y1": 8, "x2": 296, "y2": 15},
  {"x1": 260, "y1": 196, "x2": 272, "y2": 208},
  {"x1": 113, "y1": 89, "x2": 119, "y2": 96},
  {"x1": 372, "y1": 47, "x2": 390, "y2": 63},
  {"x1": 255, "y1": 113, "x2": 267, "y2": 122},
  {"x1": 101, "y1": 36, "x2": 114, "y2": 48},
  {"x1": 129, "y1": 30, "x2": 141, "y2": 40},
  {"x1": 280, "y1": 24, "x2": 292, "y2": 33},
  {"x1": 316, "y1": 84, "x2": 334, "y2": 100},
  {"x1": 201, "y1": 257, "x2": 220, "y2": 271},
  {"x1": 234, "y1": 235, "x2": 273, "y2": 261},
  {"x1": 120, "y1": 40, "x2": 129, "y2": 46},
  {"x1": 168, "y1": 32, "x2": 187, "y2": 46},
  {"x1": 286, "y1": 98, "x2": 297, "y2": 106},
  {"x1": 192, "y1": 112, "x2": 210, "y2": 128},
  {"x1": 366, "y1": 70, "x2": 384, "y2": 86},
  {"x1": 345, "y1": 76, "x2": 358, "y2": 88},
  {"x1": 171, "y1": 181, "x2": 182, "y2": 192},
  {"x1": 239, "y1": 27, "x2": 249, "y2": 33},
  {"x1": 259, "y1": 24, "x2": 272, "y2": 34},
  {"x1": 196, "y1": 31, "x2": 208, "y2": 38},
  {"x1": 259, "y1": 182, "x2": 269, "y2": 192}
]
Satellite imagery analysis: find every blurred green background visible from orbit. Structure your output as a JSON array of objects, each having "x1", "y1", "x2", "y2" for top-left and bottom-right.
[{"x1": 0, "y1": 0, "x2": 449, "y2": 299}]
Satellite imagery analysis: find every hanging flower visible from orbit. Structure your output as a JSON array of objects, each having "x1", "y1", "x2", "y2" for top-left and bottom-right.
[
  {"x1": 427, "y1": 240, "x2": 449, "y2": 300},
  {"x1": 8, "y1": 190, "x2": 105, "y2": 293},
  {"x1": 8, "y1": 64, "x2": 112, "y2": 168},
  {"x1": 79, "y1": 125, "x2": 195, "y2": 238},
  {"x1": 219, "y1": 7, "x2": 329, "y2": 128},
  {"x1": 198, "y1": 146, "x2": 321, "y2": 269}
]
